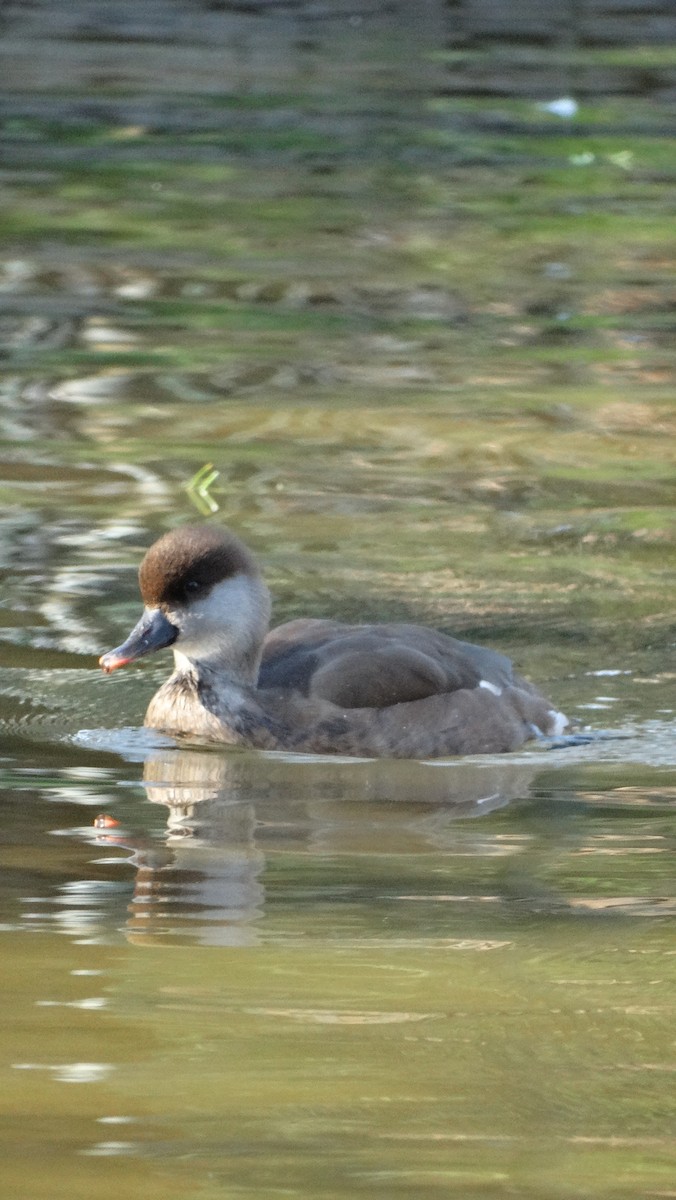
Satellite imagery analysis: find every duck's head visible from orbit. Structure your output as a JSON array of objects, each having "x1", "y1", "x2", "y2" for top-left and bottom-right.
[{"x1": 99, "y1": 525, "x2": 271, "y2": 681}]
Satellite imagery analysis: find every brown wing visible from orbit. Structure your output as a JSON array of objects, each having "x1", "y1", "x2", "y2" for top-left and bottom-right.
[{"x1": 259, "y1": 618, "x2": 518, "y2": 709}]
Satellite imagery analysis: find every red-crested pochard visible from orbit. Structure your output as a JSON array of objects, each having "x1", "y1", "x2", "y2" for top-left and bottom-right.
[{"x1": 100, "y1": 524, "x2": 566, "y2": 757}]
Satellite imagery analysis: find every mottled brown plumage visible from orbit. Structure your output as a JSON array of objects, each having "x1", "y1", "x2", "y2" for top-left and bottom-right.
[{"x1": 100, "y1": 524, "x2": 566, "y2": 758}]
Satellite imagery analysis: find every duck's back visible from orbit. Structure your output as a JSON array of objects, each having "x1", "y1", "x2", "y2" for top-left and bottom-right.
[
  {"x1": 259, "y1": 618, "x2": 514, "y2": 707},
  {"x1": 253, "y1": 618, "x2": 562, "y2": 757}
]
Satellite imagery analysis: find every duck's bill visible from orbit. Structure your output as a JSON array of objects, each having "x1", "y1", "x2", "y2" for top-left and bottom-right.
[{"x1": 99, "y1": 608, "x2": 178, "y2": 673}]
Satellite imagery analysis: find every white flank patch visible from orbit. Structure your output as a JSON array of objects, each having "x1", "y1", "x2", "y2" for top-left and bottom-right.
[
  {"x1": 548, "y1": 708, "x2": 568, "y2": 736},
  {"x1": 479, "y1": 680, "x2": 502, "y2": 697}
]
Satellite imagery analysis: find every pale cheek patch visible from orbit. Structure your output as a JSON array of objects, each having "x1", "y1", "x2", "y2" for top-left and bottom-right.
[
  {"x1": 479, "y1": 679, "x2": 502, "y2": 697},
  {"x1": 168, "y1": 574, "x2": 271, "y2": 666}
]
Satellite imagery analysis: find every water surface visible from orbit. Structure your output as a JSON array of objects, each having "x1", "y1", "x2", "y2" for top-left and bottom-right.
[{"x1": 1, "y1": 7, "x2": 676, "y2": 1198}]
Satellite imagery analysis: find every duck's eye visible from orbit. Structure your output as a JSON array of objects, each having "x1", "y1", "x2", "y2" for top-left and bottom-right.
[{"x1": 185, "y1": 579, "x2": 202, "y2": 594}]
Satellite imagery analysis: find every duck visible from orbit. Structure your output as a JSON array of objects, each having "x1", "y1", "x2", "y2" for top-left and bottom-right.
[{"x1": 99, "y1": 523, "x2": 567, "y2": 758}]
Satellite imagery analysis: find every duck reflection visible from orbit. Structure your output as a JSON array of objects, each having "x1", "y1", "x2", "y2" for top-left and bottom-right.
[{"x1": 97, "y1": 745, "x2": 539, "y2": 946}]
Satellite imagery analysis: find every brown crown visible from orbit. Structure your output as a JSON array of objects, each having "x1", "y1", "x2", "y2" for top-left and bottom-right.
[{"x1": 138, "y1": 524, "x2": 257, "y2": 608}]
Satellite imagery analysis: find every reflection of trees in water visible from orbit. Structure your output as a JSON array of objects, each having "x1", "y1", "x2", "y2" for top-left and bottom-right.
[{"x1": 1, "y1": 0, "x2": 674, "y2": 114}]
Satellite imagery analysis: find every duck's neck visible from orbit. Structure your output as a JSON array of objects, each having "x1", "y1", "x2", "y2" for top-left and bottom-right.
[{"x1": 171, "y1": 646, "x2": 257, "y2": 689}]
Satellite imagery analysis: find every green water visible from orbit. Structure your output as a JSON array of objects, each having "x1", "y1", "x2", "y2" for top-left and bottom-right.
[
  {"x1": 4, "y1": 747, "x2": 676, "y2": 1199},
  {"x1": 1, "y1": 9, "x2": 676, "y2": 1199}
]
